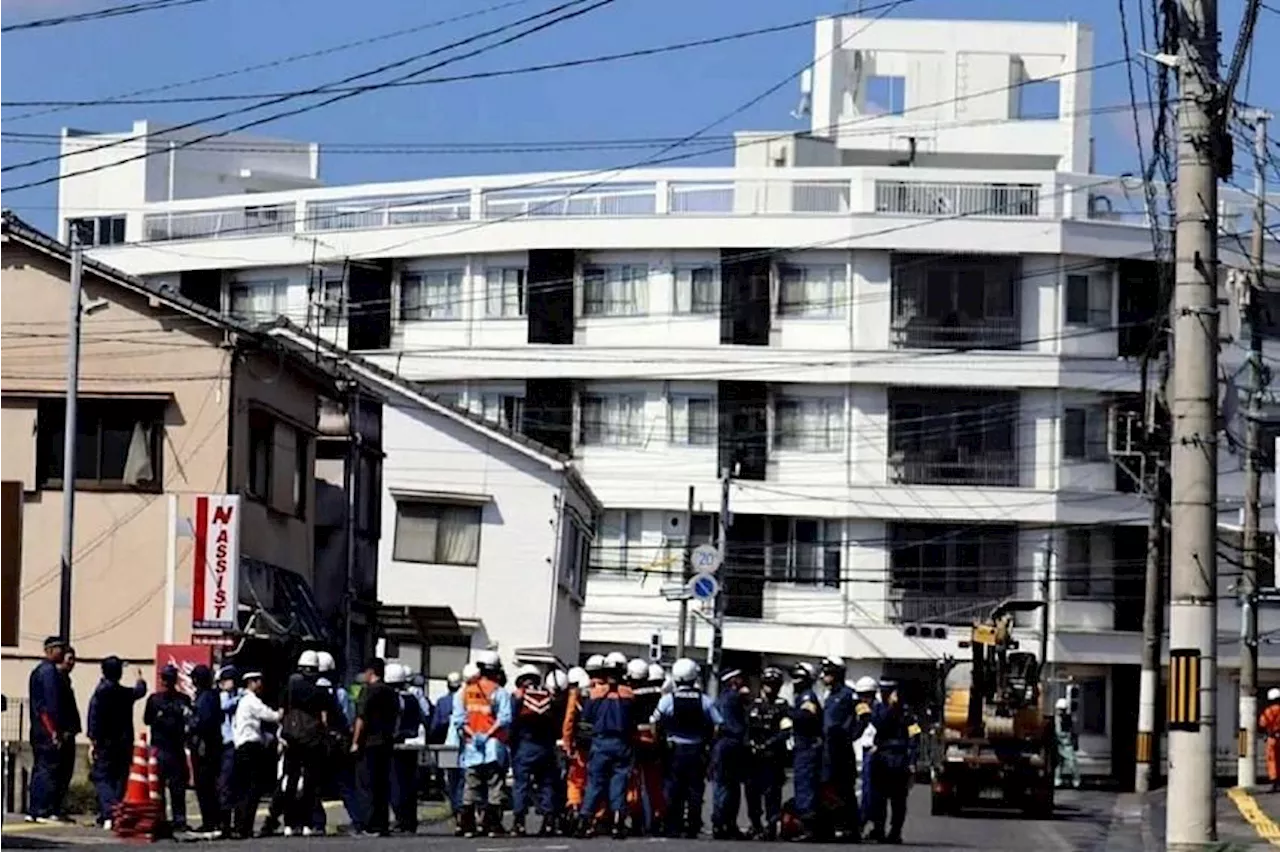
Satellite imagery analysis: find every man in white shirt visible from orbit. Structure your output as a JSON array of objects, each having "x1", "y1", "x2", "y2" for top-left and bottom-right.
[{"x1": 229, "y1": 671, "x2": 280, "y2": 839}]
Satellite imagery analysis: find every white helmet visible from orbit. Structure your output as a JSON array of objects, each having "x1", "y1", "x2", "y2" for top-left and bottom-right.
[
  {"x1": 385, "y1": 663, "x2": 407, "y2": 685},
  {"x1": 316, "y1": 651, "x2": 336, "y2": 673},
  {"x1": 626, "y1": 659, "x2": 650, "y2": 681},
  {"x1": 853, "y1": 676, "x2": 878, "y2": 694},
  {"x1": 648, "y1": 663, "x2": 666, "y2": 684},
  {"x1": 567, "y1": 666, "x2": 589, "y2": 689},
  {"x1": 605, "y1": 651, "x2": 628, "y2": 671},
  {"x1": 1270, "y1": 688, "x2": 1280, "y2": 702},
  {"x1": 446, "y1": 671, "x2": 463, "y2": 689},
  {"x1": 462, "y1": 662, "x2": 481, "y2": 682},
  {"x1": 585, "y1": 654, "x2": 607, "y2": 674},
  {"x1": 297, "y1": 650, "x2": 320, "y2": 670},
  {"x1": 672, "y1": 657, "x2": 700, "y2": 684},
  {"x1": 1055, "y1": 697, "x2": 1069, "y2": 711},
  {"x1": 475, "y1": 649, "x2": 501, "y2": 672},
  {"x1": 515, "y1": 663, "x2": 542, "y2": 685},
  {"x1": 548, "y1": 669, "x2": 569, "y2": 692}
]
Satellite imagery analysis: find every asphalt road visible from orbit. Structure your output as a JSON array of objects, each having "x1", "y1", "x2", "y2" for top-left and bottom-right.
[{"x1": 197, "y1": 788, "x2": 1155, "y2": 852}]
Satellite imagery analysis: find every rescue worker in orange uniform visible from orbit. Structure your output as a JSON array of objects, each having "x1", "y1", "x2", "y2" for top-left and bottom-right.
[
  {"x1": 626, "y1": 660, "x2": 666, "y2": 835},
  {"x1": 451, "y1": 650, "x2": 512, "y2": 838},
  {"x1": 561, "y1": 661, "x2": 600, "y2": 835},
  {"x1": 1260, "y1": 687, "x2": 1280, "y2": 790}
]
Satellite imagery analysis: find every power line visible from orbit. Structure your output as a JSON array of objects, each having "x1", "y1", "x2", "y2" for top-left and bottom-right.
[{"x1": 1, "y1": 0, "x2": 212, "y2": 34}]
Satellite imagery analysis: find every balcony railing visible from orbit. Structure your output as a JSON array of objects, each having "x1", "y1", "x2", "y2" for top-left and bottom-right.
[
  {"x1": 890, "y1": 317, "x2": 1020, "y2": 349},
  {"x1": 143, "y1": 203, "x2": 296, "y2": 242},
  {"x1": 875, "y1": 180, "x2": 1040, "y2": 217},
  {"x1": 888, "y1": 449, "x2": 1018, "y2": 487},
  {"x1": 888, "y1": 593, "x2": 1006, "y2": 625}
]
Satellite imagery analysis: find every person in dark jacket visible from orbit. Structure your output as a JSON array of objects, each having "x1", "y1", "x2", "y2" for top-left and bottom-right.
[
  {"x1": 144, "y1": 665, "x2": 192, "y2": 830},
  {"x1": 87, "y1": 656, "x2": 147, "y2": 827},
  {"x1": 710, "y1": 668, "x2": 749, "y2": 839},
  {"x1": 745, "y1": 667, "x2": 791, "y2": 840},
  {"x1": 52, "y1": 647, "x2": 82, "y2": 820},
  {"x1": 864, "y1": 681, "x2": 919, "y2": 844},
  {"x1": 788, "y1": 662, "x2": 824, "y2": 843},
  {"x1": 819, "y1": 656, "x2": 859, "y2": 842},
  {"x1": 652, "y1": 657, "x2": 721, "y2": 839},
  {"x1": 216, "y1": 666, "x2": 241, "y2": 835},
  {"x1": 429, "y1": 671, "x2": 463, "y2": 820},
  {"x1": 188, "y1": 665, "x2": 223, "y2": 832},
  {"x1": 27, "y1": 636, "x2": 68, "y2": 822},
  {"x1": 578, "y1": 654, "x2": 636, "y2": 838}
]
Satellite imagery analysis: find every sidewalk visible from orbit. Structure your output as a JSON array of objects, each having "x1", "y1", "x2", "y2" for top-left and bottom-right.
[{"x1": 1226, "y1": 787, "x2": 1280, "y2": 848}]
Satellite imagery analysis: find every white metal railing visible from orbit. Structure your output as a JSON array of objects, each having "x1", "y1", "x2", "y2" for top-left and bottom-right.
[{"x1": 134, "y1": 167, "x2": 1255, "y2": 243}]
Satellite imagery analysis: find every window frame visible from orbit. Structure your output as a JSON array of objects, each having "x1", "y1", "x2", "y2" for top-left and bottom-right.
[
  {"x1": 673, "y1": 265, "x2": 720, "y2": 315},
  {"x1": 764, "y1": 516, "x2": 842, "y2": 587},
  {"x1": 582, "y1": 263, "x2": 649, "y2": 317},
  {"x1": 1063, "y1": 405, "x2": 1109, "y2": 462},
  {"x1": 35, "y1": 397, "x2": 165, "y2": 492},
  {"x1": 777, "y1": 263, "x2": 846, "y2": 318},
  {"x1": 316, "y1": 276, "x2": 345, "y2": 326},
  {"x1": 578, "y1": 393, "x2": 645, "y2": 447},
  {"x1": 392, "y1": 499, "x2": 484, "y2": 567},
  {"x1": 67, "y1": 215, "x2": 126, "y2": 247},
  {"x1": 246, "y1": 409, "x2": 275, "y2": 503},
  {"x1": 1064, "y1": 272, "x2": 1112, "y2": 328},
  {"x1": 773, "y1": 395, "x2": 844, "y2": 453},
  {"x1": 479, "y1": 393, "x2": 525, "y2": 433},
  {"x1": 669, "y1": 394, "x2": 717, "y2": 446},
  {"x1": 228, "y1": 278, "x2": 290, "y2": 323},
  {"x1": 1063, "y1": 527, "x2": 1093, "y2": 598},
  {"x1": 484, "y1": 267, "x2": 527, "y2": 318},
  {"x1": 400, "y1": 268, "x2": 464, "y2": 321}
]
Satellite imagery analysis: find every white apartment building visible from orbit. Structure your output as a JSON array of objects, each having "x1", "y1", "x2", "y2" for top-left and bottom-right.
[{"x1": 59, "y1": 16, "x2": 1280, "y2": 780}]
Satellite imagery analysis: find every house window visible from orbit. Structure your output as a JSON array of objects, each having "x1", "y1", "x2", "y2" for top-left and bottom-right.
[
  {"x1": 778, "y1": 264, "x2": 845, "y2": 317},
  {"x1": 292, "y1": 427, "x2": 309, "y2": 519},
  {"x1": 480, "y1": 394, "x2": 524, "y2": 432},
  {"x1": 316, "y1": 277, "x2": 345, "y2": 325},
  {"x1": 583, "y1": 264, "x2": 649, "y2": 316},
  {"x1": 674, "y1": 266, "x2": 719, "y2": 314},
  {"x1": 1063, "y1": 528, "x2": 1093, "y2": 598},
  {"x1": 1065, "y1": 272, "x2": 1112, "y2": 327},
  {"x1": 485, "y1": 267, "x2": 526, "y2": 318},
  {"x1": 229, "y1": 279, "x2": 289, "y2": 322},
  {"x1": 594, "y1": 509, "x2": 644, "y2": 572},
  {"x1": 765, "y1": 517, "x2": 841, "y2": 587},
  {"x1": 401, "y1": 269, "x2": 463, "y2": 321},
  {"x1": 2, "y1": 481, "x2": 23, "y2": 647},
  {"x1": 560, "y1": 518, "x2": 591, "y2": 599},
  {"x1": 393, "y1": 500, "x2": 483, "y2": 566},
  {"x1": 579, "y1": 393, "x2": 645, "y2": 446},
  {"x1": 67, "y1": 215, "x2": 126, "y2": 247},
  {"x1": 1063, "y1": 406, "x2": 1109, "y2": 461},
  {"x1": 247, "y1": 410, "x2": 274, "y2": 502},
  {"x1": 669, "y1": 395, "x2": 716, "y2": 446},
  {"x1": 774, "y1": 396, "x2": 843, "y2": 452},
  {"x1": 35, "y1": 398, "x2": 163, "y2": 490},
  {"x1": 1078, "y1": 677, "x2": 1107, "y2": 735},
  {"x1": 427, "y1": 644, "x2": 469, "y2": 680}
]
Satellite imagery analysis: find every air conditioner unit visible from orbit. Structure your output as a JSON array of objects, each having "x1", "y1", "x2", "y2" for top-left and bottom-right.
[{"x1": 1108, "y1": 404, "x2": 1144, "y2": 457}]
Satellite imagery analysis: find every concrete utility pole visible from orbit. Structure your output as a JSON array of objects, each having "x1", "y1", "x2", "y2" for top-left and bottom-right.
[
  {"x1": 1238, "y1": 108, "x2": 1271, "y2": 790},
  {"x1": 708, "y1": 468, "x2": 730, "y2": 699},
  {"x1": 58, "y1": 229, "x2": 84, "y2": 641},
  {"x1": 676, "y1": 485, "x2": 695, "y2": 659},
  {"x1": 1135, "y1": 458, "x2": 1167, "y2": 793},
  {"x1": 1166, "y1": 0, "x2": 1221, "y2": 843}
]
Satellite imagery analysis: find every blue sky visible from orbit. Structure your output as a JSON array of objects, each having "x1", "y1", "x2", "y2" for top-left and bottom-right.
[{"x1": 2, "y1": 0, "x2": 1276, "y2": 231}]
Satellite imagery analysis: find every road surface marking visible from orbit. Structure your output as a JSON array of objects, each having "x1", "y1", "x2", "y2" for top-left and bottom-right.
[{"x1": 1227, "y1": 786, "x2": 1280, "y2": 847}]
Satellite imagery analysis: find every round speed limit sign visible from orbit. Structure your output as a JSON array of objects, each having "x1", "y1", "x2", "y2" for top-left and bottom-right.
[{"x1": 691, "y1": 543, "x2": 723, "y2": 574}]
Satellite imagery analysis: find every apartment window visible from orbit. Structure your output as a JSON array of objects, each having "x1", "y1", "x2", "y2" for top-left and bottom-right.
[
  {"x1": 393, "y1": 500, "x2": 482, "y2": 566},
  {"x1": 247, "y1": 410, "x2": 274, "y2": 501},
  {"x1": 35, "y1": 398, "x2": 163, "y2": 490},
  {"x1": 2, "y1": 481, "x2": 23, "y2": 647},
  {"x1": 560, "y1": 518, "x2": 591, "y2": 599},
  {"x1": 583, "y1": 264, "x2": 649, "y2": 316},
  {"x1": 401, "y1": 269, "x2": 463, "y2": 320},
  {"x1": 292, "y1": 427, "x2": 309, "y2": 519},
  {"x1": 594, "y1": 509, "x2": 644, "y2": 571},
  {"x1": 480, "y1": 394, "x2": 525, "y2": 432},
  {"x1": 1063, "y1": 406, "x2": 1109, "y2": 461},
  {"x1": 774, "y1": 396, "x2": 843, "y2": 452},
  {"x1": 674, "y1": 266, "x2": 719, "y2": 314},
  {"x1": 316, "y1": 277, "x2": 345, "y2": 325},
  {"x1": 670, "y1": 395, "x2": 716, "y2": 446},
  {"x1": 778, "y1": 264, "x2": 846, "y2": 318},
  {"x1": 229, "y1": 279, "x2": 289, "y2": 322},
  {"x1": 67, "y1": 215, "x2": 126, "y2": 247},
  {"x1": 1063, "y1": 528, "x2": 1093, "y2": 598},
  {"x1": 579, "y1": 394, "x2": 645, "y2": 446},
  {"x1": 1065, "y1": 273, "x2": 1112, "y2": 327},
  {"x1": 765, "y1": 517, "x2": 841, "y2": 587},
  {"x1": 485, "y1": 267, "x2": 526, "y2": 318}
]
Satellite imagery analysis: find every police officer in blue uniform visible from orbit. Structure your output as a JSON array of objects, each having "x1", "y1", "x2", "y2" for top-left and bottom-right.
[
  {"x1": 745, "y1": 666, "x2": 791, "y2": 840},
  {"x1": 864, "y1": 680, "x2": 920, "y2": 845},
  {"x1": 711, "y1": 668, "x2": 750, "y2": 839},
  {"x1": 652, "y1": 658, "x2": 722, "y2": 839},
  {"x1": 189, "y1": 665, "x2": 223, "y2": 833},
  {"x1": 851, "y1": 676, "x2": 879, "y2": 831},
  {"x1": 819, "y1": 656, "x2": 860, "y2": 842},
  {"x1": 389, "y1": 663, "x2": 425, "y2": 835},
  {"x1": 216, "y1": 666, "x2": 240, "y2": 835},
  {"x1": 788, "y1": 662, "x2": 823, "y2": 842}
]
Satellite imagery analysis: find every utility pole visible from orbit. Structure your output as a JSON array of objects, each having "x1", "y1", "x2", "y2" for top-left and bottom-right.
[
  {"x1": 1038, "y1": 534, "x2": 1052, "y2": 709},
  {"x1": 1136, "y1": 458, "x2": 1167, "y2": 793},
  {"x1": 343, "y1": 386, "x2": 360, "y2": 683},
  {"x1": 708, "y1": 467, "x2": 730, "y2": 699},
  {"x1": 58, "y1": 229, "x2": 84, "y2": 641},
  {"x1": 1166, "y1": 0, "x2": 1221, "y2": 843},
  {"x1": 676, "y1": 485, "x2": 695, "y2": 659},
  {"x1": 1238, "y1": 108, "x2": 1271, "y2": 790}
]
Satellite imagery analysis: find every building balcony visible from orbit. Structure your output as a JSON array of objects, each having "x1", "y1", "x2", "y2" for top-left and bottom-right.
[
  {"x1": 890, "y1": 317, "x2": 1021, "y2": 349},
  {"x1": 888, "y1": 592, "x2": 999, "y2": 626},
  {"x1": 888, "y1": 448, "x2": 1019, "y2": 487}
]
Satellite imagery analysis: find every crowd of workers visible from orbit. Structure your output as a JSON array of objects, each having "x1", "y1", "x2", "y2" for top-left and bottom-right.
[{"x1": 24, "y1": 633, "x2": 923, "y2": 843}]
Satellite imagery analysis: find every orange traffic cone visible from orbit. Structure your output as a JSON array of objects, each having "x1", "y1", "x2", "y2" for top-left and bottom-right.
[
  {"x1": 114, "y1": 735, "x2": 163, "y2": 840},
  {"x1": 121, "y1": 736, "x2": 151, "y2": 806},
  {"x1": 147, "y1": 746, "x2": 162, "y2": 803}
]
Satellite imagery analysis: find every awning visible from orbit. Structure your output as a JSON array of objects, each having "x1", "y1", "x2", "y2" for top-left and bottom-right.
[
  {"x1": 377, "y1": 605, "x2": 464, "y2": 643},
  {"x1": 239, "y1": 557, "x2": 331, "y2": 642},
  {"x1": 513, "y1": 646, "x2": 567, "y2": 669}
]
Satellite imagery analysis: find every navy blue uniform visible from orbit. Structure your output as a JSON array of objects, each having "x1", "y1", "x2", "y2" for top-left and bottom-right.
[
  {"x1": 510, "y1": 685, "x2": 559, "y2": 825},
  {"x1": 144, "y1": 689, "x2": 193, "y2": 828},
  {"x1": 745, "y1": 695, "x2": 790, "y2": 835},
  {"x1": 822, "y1": 683, "x2": 859, "y2": 837},
  {"x1": 653, "y1": 687, "x2": 720, "y2": 837},
  {"x1": 790, "y1": 687, "x2": 824, "y2": 828},
  {"x1": 189, "y1": 687, "x2": 223, "y2": 830},
  {"x1": 27, "y1": 660, "x2": 65, "y2": 819},
  {"x1": 53, "y1": 669, "x2": 81, "y2": 815},
  {"x1": 579, "y1": 683, "x2": 635, "y2": 818},
  {"x1": 87, "y1": 676, "x2": 147, "y2": 823},
  {"x1": 853, "y1": 697, "x2": 876, "y2": 828},
  {"x1": 711, "y1": 688, "x2": 749, "y2": 834},
  {"x1": 866, "y1": 702, "x2": 919, "y2": 843},
  {"x1": 391, "y1": 690, "x2": 424, "y2": 833}
]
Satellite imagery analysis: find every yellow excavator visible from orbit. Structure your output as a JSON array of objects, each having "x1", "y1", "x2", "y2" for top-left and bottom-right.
[{"x1": 929, "y1": 599, "x2": 1056, "y2": 817}]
